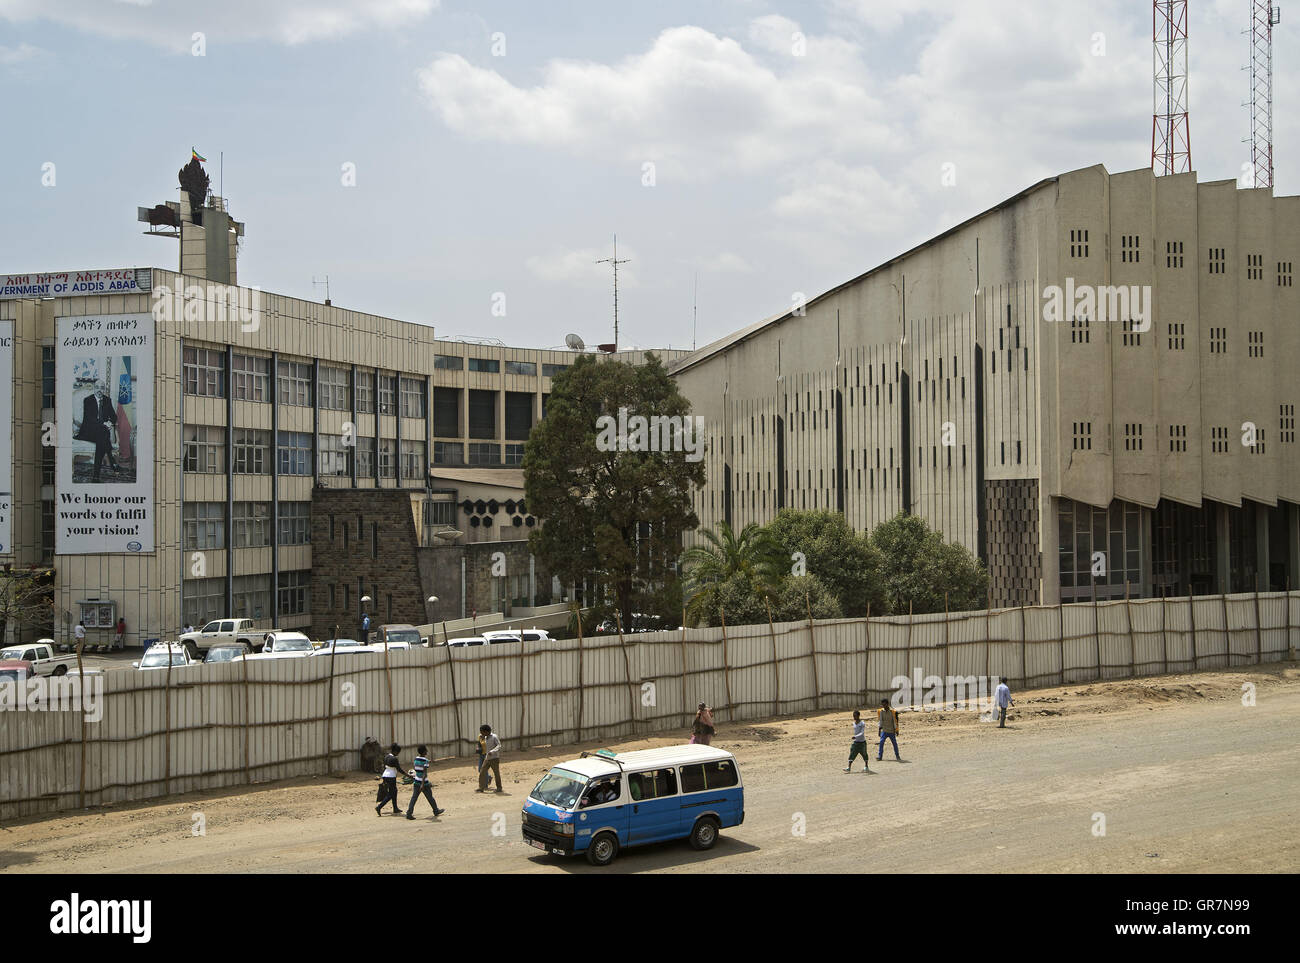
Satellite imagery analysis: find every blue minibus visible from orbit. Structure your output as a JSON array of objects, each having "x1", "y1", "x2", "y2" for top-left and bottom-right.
[{"x1": 521, "y1": 745, "x2": 745, "y2": 866}]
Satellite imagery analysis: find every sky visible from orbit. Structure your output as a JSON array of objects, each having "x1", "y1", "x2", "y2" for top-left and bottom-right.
[{"x1": 0, "y1": 0, "x2": 1294, "y2": 353}]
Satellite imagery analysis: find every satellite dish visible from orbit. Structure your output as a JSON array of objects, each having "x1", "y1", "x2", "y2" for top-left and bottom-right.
[{"x1": 565, "y1": 333, "x2": 586, "y2": 351}]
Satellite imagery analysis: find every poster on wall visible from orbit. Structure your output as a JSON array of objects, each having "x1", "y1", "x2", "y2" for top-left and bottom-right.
[
  {"x1": 0, "y1": 320, "x2": 12, "y2": 555},
  {"x1": 55, "y1": 314, "x2": 154, "y2": 554}
]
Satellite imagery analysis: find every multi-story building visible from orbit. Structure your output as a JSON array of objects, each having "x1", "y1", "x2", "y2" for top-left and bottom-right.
[
  {"x1": 0, "y1": 183, "x2": 683, "y2": 646},
  {"x1": 670, "y1": 164, "x2": 1300, "y2": 607}
]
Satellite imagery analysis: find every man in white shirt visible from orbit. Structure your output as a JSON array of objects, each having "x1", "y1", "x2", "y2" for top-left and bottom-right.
[
  {"x1": 843, "y1": 710, "x2": 871, "y2": 773},
  {"x1": 476, "y1": 724, "x2": 503, "y2": 793},
  {"x1": 74, "y1": 621, "x2": 87, "y2": 652},
  {"x1": 995, "y1": 678, "x2": 1013, "y2": 728}
]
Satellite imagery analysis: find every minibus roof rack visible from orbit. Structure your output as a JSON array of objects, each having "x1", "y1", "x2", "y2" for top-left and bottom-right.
[{"x1": 580, "y1": 749, "x2": 625, "y2": 770}]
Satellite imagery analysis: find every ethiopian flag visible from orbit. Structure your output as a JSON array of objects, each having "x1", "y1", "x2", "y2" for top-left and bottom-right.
[{"x1": 191, "y1": 147, "x2": 207, "y2": 163}]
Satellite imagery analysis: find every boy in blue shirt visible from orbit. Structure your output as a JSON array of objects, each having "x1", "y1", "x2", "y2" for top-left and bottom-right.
[{"x1": 406, "y1": 744, "x2": 446, "y2": 819}]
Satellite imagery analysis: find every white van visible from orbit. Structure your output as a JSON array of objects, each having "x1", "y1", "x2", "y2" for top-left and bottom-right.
[{"x1": 482, "y1": 629, "x2": 551, "y2": 643}]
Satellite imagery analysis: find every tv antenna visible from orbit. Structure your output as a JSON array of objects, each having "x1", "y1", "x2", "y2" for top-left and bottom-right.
[
  {"x1": 692, "y1": 271, "x2": 698, "y2": 351},
  {"x1": 312, "y1": 275, "x2": 331, "y2": 306},
  {"x1": 595, "y1": 234, "x2": 629, "y2": 352}
]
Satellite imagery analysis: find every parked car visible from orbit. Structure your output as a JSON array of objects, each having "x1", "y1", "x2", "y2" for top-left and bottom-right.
[
  {"x1": 180, "y1": 619, "x2": 265, "y2": 655},
  {"x1": 203, "y1": 642, "x2": 251, "y2": 664},
  {"x1": 0, "y1": 658, "x2": 34, "y2": 683},
  {"x1": 376, "y1": 624, "x2": 422, "y2": 647},
  {"x1": 242, "y1": 631, "x2": 314, "y2": 659},
  {"x1": 310, "y1": 638, "x2": 365, "y2": 656},
  {"x1": 440, "y1": 636, "x2": 488, "y2": 647},
  {"x1": 134, "y1": 643, "x2": 199, "y2": 671},
  {"x1": 482, "y1": 629, "x2": 551, "y2": 644},
  {"x1": 521, "y1": 745, "x2": 745, "y2": 866},
  {"x1": 0, "y1": 640, "x2": 76, "y2": 677}
]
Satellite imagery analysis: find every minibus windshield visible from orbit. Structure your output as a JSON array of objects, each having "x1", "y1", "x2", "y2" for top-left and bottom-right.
[{"x1": 531, "y1": 768, "x2": 589, "y2": 810}]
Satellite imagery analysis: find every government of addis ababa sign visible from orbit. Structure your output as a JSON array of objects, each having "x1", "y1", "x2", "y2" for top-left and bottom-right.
[{"x1": 0, "y1": 269, "x2": 151, "y2": 300}]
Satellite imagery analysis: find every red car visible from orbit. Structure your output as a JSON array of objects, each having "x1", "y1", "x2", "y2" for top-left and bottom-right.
[{"x1": 0, "y1": 659, "x2": 34, "y2": 683}]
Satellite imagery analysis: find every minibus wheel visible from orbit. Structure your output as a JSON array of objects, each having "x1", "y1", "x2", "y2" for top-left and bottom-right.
[
  {"x1": 689, "y1": 816, "x2": 720, "y2": 850},
  {"x1": 586, "y1": 832, "x2": 619, "y2": 866}
]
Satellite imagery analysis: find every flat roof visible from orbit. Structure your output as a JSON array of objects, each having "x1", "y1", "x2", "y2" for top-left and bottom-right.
[{"x1": 556, "y1": 744, "x2": 734, "y2": 778}]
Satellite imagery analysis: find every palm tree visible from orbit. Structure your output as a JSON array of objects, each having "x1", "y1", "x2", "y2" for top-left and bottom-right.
[{"x1": 681, "y1": 522, "x2": 785, "y2": 624}]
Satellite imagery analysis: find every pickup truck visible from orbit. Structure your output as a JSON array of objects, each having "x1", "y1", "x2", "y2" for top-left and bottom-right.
[
  {"x1": 376, "y1": 624, "x2": 424, "y2": 647},
  {"x1": 0, "y1": 640, "x2": 76, "y2": 677},
  {"x1": 180, "y1": 619, "x2": 266, "y2": 654}
]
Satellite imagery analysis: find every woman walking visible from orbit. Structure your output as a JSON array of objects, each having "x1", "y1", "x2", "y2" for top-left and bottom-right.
[{"x1": 691, "y1": 703, "x2": 715, "y2": 746}]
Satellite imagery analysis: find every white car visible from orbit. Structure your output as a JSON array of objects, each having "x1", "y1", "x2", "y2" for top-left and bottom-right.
[
  {"x1": 441, "y1": 636, "x2": 488, "y2": 647},
  {"x1": 240, "y1": 632, "x2": 314, "y2": 660},
  {"x1": 310, "y1": 638, "x2": 366, "y2": 656},
  {"x1": 0, "y1": 640, "x2": 76, "y2": 677},
  {"x1": 482, "y1": 629, "x2": 551, "y2": 644},
  {"x1": 134, "y1": 643, "x2": 199, "y2": 671}
]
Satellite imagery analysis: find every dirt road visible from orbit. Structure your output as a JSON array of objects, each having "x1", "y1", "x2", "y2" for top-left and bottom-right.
[{"x1": 3, "y1": 664, "x2": 1297, "y2": 874}]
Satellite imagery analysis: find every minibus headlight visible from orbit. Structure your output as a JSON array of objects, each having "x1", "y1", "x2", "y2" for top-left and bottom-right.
[{"x1": 556, "y1": 821, "x2": 575, "y2": 836}]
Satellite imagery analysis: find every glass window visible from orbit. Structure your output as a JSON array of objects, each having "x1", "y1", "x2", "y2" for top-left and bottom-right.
[
  {"x1": 542, "y1": 363, "x2": 568, "y2": 379},
  {"x1": 277, "y1": 360, "x2": 313, "y2": 407},
  {"x1": 231, "y1": 501, "x2": 272, "y2": 548},
  {"x1": 356, "y1": 436, "x2": 375, "y2": 477},
  {"x1": 469, "y1": 389, "x2": 496, "y2": 438},
  {"x1": 277, "y1": 570, "x2": 310, "y2": 616},
  {"x1": 277, "y1": 431, "x2": 312, "y2": 475},
  {"x1": 277, "y1": 501, "x2": 311, "y2": 545},
  {"x1": 468, "y1": 442, "x2": 500, "y2": 465},
  {"x1": 232, "y1": 574, "x2": 271, "y2": 620},
  {"x1": 183, "y1": 424, "x2": 225, "y2": 473},
  {"x1": 319, "y1": 365, "x2": 350, "y2": 410},
  {"x1": 42, "y1": 345, "x2": 55, "y2": 409},
  {"x1": 183, "y1": 346, "x2": 226, "y2": 397},
  {"x1": 434, "y1": 354, "x2": 463, "y2": 370},
  {"x1": 504, "y1": 443, "x2": 524, "y2": 466},
  {"x1": 183, "y1": 502, "x2": 226, "y2": 550},
  {"x1": 400, "y1": 440, "x2": 426, "y2": 480},
  {"x1": 232, "y1": 353, "x2": 270, "y2": 402},
  {"x1": 679, "y1": 760, "x2": 739, "y2": 793},
  {"x1": 182, "y1": 577, "x2": 225, "y2": 627},
  {"x1": 628, "y1": 768, "x2": 678, "y2": 801},
  {"x1": 355, "y1": 371, "x2": 375, "y2": 413},
  {"x1": 378, "y1": 438, "x2": 397, "y2": 478},
  {"x1": 505, "y1": 391, "x2": 532, "y2": 440},
  {"x1": 400, "y1": 377, "x2": 426, "y2": 418},
  {"x1": 377, "y1": 375, "x2": 398, "y2": 416},
  {"x1": 232, "y1": 428, "x2": 271, "y2": 474},
  {"x1": 505, "y1": 360, "x2": 536, "y2": 377},
  {"x1": 319, "y1": 434, "x2": 352, "y2": 477},
  {"x1": 41, "y1": 499, "x2": 54, "y2": 563},
  {"x1": 433, "y1": 440, "x2": 463, "y2": 465},
  {"x1": 434, "y1": 386, "x2": 460, "y2": 437},
  {"x1": 468, "y1": 358, "x2": 500, "y2": 373}
]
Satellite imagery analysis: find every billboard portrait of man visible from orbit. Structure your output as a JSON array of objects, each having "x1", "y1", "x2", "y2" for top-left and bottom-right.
[{"x1": 70, "y1": 359, "x2": 137, "y2": 485}]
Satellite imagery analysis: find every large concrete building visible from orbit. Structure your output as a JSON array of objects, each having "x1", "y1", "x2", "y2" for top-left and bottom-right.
[
  {"x1": 0, "y1": 182, "x2": 683, "y2": 647},
  {"x1": 671, "y1": 164, "x2": 1300, "y2": 607}
]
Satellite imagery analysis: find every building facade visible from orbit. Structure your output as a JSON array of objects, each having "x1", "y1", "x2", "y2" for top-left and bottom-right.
[
  {"x1": 1, "y1": 188, "x2": 683, "y2": 646},
  {"x1": 670, "y1": 164, "x2": 1300, "y2": 607}
]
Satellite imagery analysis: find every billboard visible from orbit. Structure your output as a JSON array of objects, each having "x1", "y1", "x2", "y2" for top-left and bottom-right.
[
  {"x1": 0, "y1": 269, "x2": 150, "y2": 300},
  {"x1": 0, "y1": 320, "x2": 11, "y2": 554},
  {"x1": 55, "y1": 314, "x2": 154, "y2": 554}
]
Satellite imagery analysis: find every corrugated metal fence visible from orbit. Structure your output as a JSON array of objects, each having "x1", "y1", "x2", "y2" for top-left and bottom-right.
[{"x1": 1, "y1": 590, "x2": 1296, "y2": 820}]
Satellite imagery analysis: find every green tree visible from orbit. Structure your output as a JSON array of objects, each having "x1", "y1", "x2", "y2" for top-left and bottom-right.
[
  {"x1": 703, "y1": 572, "x2": 842, "y2": 627},
  {"x1": 681, "y1": 520, "x2": 784, "y2": 624},
  {"x1": 524, "y1": 353, "x2": 705, "y2": 631},
  {"x1": 764, "y1": 509, "x2": 884, "y2": 617},
  {"x1": 0, "y1": 567, "x2": 55, "y2": 645},
  {"x1": 869, "y1": 513, "x2": 988, "y2": 614}
]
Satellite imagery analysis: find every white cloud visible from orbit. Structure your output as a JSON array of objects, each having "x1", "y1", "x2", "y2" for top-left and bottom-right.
[
  {"x1": 0, "y1": 40, "x2": 41, "y2": 64},
  {"x1": 526, "y1": 246, "x2": 640, "y2": 286},
  {"x1": 692, "y1": 251, "x2": 754, "y2": 274},
  {"x1": 0, "y1": 0, "x2": 438, "y2": 49},
  {"x1": 417, "y1": 25, "x2": 892, "y2": 180}
]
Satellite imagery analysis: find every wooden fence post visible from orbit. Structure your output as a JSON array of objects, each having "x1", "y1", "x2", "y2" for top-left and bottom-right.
[
  {"x1": 614, "y1": 611, "x2": 636, "y2": 735},
  {"x1": 76, "y1": 639, "x2": 86, "y2": 809},
  {"x1": 164, "y1": 646, "x2": 173, "y2": 797},
  {"x1": 1188, "y1": 592, "x2": 1197, "y2": 669},
  {"x1": 862, "y1": 602, "x2": 872, "y2": 700},
  {"x1": 1057, "y1": 597, "x2": 1066, "y2": 686},
  {"x1": 1091, "y1": 578, "x2": 1102, "y2": 682},
  {"x1": 943, "y1": 593, "x2": 951, "y2": 708},
  {"x1": 240, "y1": 645, "x2": 251, "y2": 786},
  {"x1": 1253, "y1": 585, "x2": 1263, "y2": 665},
  {"x1": 1221, "y1": 592, "x2": 1231, "y2": 668},
  {"x1": 1019, "y1": 602, "x2": 1028, "y2": 691},
  {"x1": 720, "y1": 608, "x2": 734, "y2": 723},
  {"x1": 985, "y1": 591, "x2": 993, "y2": 683},
  {"x1": 679, "y1": 608, "x2": 689, "y2": 730},
  {"x1": 805, "y1": 593, "x2": 821, "y2": 711},
  {"x1": 1160, "y1": 590, "x2": 1169, "y2": 675},
  {"x1": 444, "y1": 642, "x2": 463, "y2": 756},
  {"x1": 1124, "y1": 583, "x2": 1135, "y2": 678},
  {"x1": 325, "y1": 624, "x2": 339, "y2": 772},
  {"x1": 763, "y1": 597, "x2": 780, "y2": 718},
  {"x1": 574, "y1": 604, "x2": 585, "y2": 743},
  {"x1": 905, "y1": 601, "x2": 913, "y2": 689}
]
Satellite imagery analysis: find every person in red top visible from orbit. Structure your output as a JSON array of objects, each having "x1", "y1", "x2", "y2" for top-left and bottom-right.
[{"x1": 114, "y1": 617, "x2": 126, "y2": 651}]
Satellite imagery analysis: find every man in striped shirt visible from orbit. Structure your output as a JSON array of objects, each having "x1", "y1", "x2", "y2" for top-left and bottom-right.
[{"x1": 406, "y1": 744, "x2": 445, "y2": 819}]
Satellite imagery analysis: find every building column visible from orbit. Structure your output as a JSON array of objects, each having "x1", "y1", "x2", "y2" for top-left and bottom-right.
[
  {"x1": 1256, "y1": 502, "x2": 1270, "y2": 591},
  {"x1": 1289, "y1": 503, "x2": 1300, "y2": 592},
  {"x1": 1215, "y1": 502, "x2": 1231, "y2": 594}
]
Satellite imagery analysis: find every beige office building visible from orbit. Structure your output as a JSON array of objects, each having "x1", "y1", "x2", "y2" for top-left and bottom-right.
[
  {"x1": 670, "y1": 164, "x2": 1300, "y2": 607},
  {"x1": 1, "y1": 186, "x2": 683, "y2": 646}
]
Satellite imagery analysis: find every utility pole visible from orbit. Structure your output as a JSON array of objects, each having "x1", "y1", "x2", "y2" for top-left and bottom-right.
[
  {"x1": 1152, "y1": 0, "x2": 1192, "y2": 176},
  {"x1": 596, "y1": 234, "x2": 629, "y2": 351},
  {"x1": 1248, "y1": 1, "x2": 1281, "y2": 188}
]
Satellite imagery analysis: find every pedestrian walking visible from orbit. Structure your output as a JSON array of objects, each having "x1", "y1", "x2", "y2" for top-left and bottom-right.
[
  {"x1": 994, "y1": 677, "x2": 1013, "y2": 728},
  {"x1": 877, "y1": 698, "x2": 901, "y2": 761},
  {"x1": 843, "y1": 709, "x2": 871, "y2": 772},
  {"x1": 360, "y1": 612, "x2": 371, "y2": 647},
  {"x1": 375, "y1": 742, "x2": 403, "y2": 815},
  {"x1": 114, "y1": 617, "x2": 126, "y2": 651},
  {"x1": 405, "y1": 745, "x2": 445, "y2": 819},
  {"x1": 476, "y1": 728, "x2": 494, "y2": 789},
  {"x1": 74, "y1": 621, "x2": 86, "y2": 652},
  {"x1": 476, "y1": 724, "x2": 503, "y2": 793},
  {"x1": 691, "y1": 703, "x2": 715, "y2": 745}
]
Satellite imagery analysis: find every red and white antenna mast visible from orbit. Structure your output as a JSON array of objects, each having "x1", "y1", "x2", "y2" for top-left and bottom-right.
[
  {"x1": 1248, "y1": 1, "x2": 1282, "y2": 188},
  {"x1": 1152, "y1": 0, "x2": 1192, "y2": 175}
]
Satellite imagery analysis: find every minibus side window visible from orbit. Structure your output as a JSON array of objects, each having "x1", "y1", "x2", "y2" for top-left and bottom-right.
[
  {"x1": 628, "y1": 768, "x2": 678, "y2": 801},
  {"x1": 679, "y1": 761, "x2": 738, "y2": 793}
]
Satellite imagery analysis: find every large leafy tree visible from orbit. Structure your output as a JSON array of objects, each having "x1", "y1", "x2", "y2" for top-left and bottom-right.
[
  {"x1": 681, "y1": 521, "x2": 785, "y2": 624},
  {"x1": 705, "y1": 572, "x2": 842, "y2": 627},
  {"x1": 524, "y1": 353, "x2": 705, "y2": 631},
  {"x1": 764, "y1": 509, "x2": 885, "y2": 617},
  {"x1": 869, "y1": 513, "x2": 988, "y2": 614}
]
